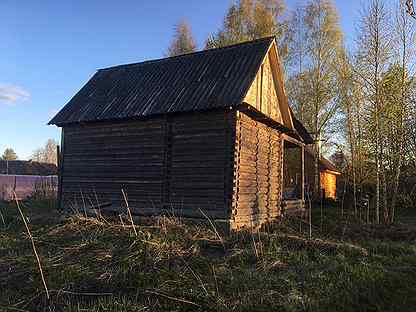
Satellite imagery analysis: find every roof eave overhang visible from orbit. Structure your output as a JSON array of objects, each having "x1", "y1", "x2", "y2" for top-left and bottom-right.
[
  {"x1": 238, "y1": 102, "x2": 299, "y2": 138},
  {"x1": 323, "y1": 169, "x2": 342, "y2": 176},
  {"x1": 48, "y1": 105, "x2": 240, "y2": 128}
]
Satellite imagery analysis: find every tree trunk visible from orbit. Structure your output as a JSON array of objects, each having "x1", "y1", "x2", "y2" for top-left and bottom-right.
[
  {"x1": 374, "y1": 3, "x2": 381, "y2": 225},
  {"x1": 391, "y1": 7, "x2": 408, "y2": 224},
  {"x1": 346, "y1": 98, "x2": 357, "y2": 216}
]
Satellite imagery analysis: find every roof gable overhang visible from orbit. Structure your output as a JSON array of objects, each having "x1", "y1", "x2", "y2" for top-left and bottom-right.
[
  {"x1": 241, "y1": 39, "x2": 295, "y2": 131},
  {"x1": 49, "y1": 37, "x2": 275, "y2": 127},
  {"x1": 267, "y1": 41, "x2": 294, "y2": 131}
]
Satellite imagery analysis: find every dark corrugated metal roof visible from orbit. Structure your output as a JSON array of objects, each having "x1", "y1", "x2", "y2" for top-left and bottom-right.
[
  {"x1": 49, "y1": 37, "x2": 275, "y2": 126},
  {"x1": 292, "y1": 116, "x2": 314, "y2": 144},
  {"x1": 305, "y1": 147, "x2": 341, "y2": 174},
  {"x1": 320, "y1": 157, "x2": 341, "y2": 174},
  {"x1": 288, "y1": 106, "x2": 314, "y2": 144}
]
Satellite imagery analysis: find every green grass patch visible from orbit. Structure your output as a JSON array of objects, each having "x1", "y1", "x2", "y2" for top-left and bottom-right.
[{"x1": 1, "y1": 200, "x2": 416, "y2": 311}]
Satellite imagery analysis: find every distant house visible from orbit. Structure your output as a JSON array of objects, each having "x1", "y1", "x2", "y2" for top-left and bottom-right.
[
  {"x1": 50, "y1": 37, "x2": 317, "y2": 229},
  {"x1": 304, "y1": 149, "x2": 341, "y2": 200},
  {"x1": 319, "y1": 157, "x2": 341, "y2": 199}
]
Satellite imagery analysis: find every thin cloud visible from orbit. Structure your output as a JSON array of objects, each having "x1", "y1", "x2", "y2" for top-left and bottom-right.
[{"x1": 0, "y1": 84, "x2": 30, "y2": 104}]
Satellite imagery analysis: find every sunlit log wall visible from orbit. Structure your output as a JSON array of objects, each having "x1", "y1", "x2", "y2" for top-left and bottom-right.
[
  {"x1": 231, "y1": 111, "x2": 283, "y2": 229},
  {"x1": 320, "y1": 171, "x2": 337, "y2": 199}
]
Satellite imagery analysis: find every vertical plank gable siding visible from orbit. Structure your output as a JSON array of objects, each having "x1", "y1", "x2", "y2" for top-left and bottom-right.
[
  {"x1": 232, "y1": 111, "x2": 283, "y2": 229},
  {"x1": 61, "y1": 110, "x2": 235, "y2": 220},
  {"x1": 243, "y1": 53, "x2": 283, "y2": 124}
]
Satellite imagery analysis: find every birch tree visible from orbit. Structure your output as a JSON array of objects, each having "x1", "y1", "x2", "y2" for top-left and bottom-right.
[
  {"x1": 297, "y1": 0, "x2": 343, "y2": 198},
  {"x1": 355, "y1": 0, "x2": 391, "y2": 224},
  {"x1": 31, "y1": 139, "x2": 58, "y2": 165},
  {"x1": 389, "y1": 0, "x2": 415, "y2": 223},
  {"x1": 166, "y1": 20, "x2": 197, "y2": 57},
  {"x1": 286, "y1": 4, "x2": 308, "y2": 122},
  {"x1": 206, "y1": 0, "x2": 289, "y2": 63},
  {"x1": 406, "y1": 0, "x2": 416, "y2": 19},
  {"x1": 337, "y1": 51, "x2": 358, "y2": 215}
]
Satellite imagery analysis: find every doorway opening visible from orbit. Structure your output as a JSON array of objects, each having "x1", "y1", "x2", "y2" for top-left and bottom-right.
[{"x1": 283, "y1": 140, "x2": 303, "y2": 200}]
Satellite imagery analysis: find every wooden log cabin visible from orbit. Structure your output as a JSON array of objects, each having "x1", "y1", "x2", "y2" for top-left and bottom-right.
[
  {"x1": 319, "y1": 159, "x2": 341, "y2": 200},
  {"x1": 49, "y1": 36, "x2": 315, "y2": 230},
  {"x1": 304, "y1": 149, "x2": 341, "y2": 200}
]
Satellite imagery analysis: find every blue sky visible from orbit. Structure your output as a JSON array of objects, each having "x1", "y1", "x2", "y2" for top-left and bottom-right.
[{"x1": 1, "y1": 0, "x2": 363, "y2": 159}]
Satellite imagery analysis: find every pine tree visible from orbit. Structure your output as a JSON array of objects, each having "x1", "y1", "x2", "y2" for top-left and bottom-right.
[
  {"x1": 166, "y1": 20, "x2": 197, "y2": 57},
  {"x1": 1, "y1": 148, "x2": 18, "y2": 160}
]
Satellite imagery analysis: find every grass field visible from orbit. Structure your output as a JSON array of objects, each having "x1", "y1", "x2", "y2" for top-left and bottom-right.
[{"x1": 1, "y1": 200, "x2": 416, "y2": 312}]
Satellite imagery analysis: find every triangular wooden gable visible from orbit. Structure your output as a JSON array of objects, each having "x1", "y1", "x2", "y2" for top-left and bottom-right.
[{"x1": 243, "y1": 40, "x2": 294, "y2": 130}]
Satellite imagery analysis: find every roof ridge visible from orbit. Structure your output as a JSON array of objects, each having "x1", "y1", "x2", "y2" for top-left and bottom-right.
[
  {"x1": 49, "y1": 35, "x2": 275, "y2": 126},
  {"x1": 99, "y1": 36, "x2": 275, "y2": 72}
]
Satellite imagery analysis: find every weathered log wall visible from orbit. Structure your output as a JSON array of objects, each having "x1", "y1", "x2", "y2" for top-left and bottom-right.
[
  {"x1": 231, "y1": 111, "x2": 283, "y2": 229},
  {"x1": 60, "y1": 108, "x2": 289, "y2": 229},
  {"x1": 167, "y1": 111, "x2": 235, "y2": 218},
  {"x1": 60, "y1": 110, "x2": 235, "y2": 221}
]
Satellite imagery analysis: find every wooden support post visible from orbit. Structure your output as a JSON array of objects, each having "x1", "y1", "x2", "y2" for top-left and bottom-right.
[
  {"x1": 224, "y1": 110, "x2": 235, "y2": 216},
  {"x1": 302, "y1": 145, "x2": 305, "y2": 202},
  {"x1": 231, "y1": 111, "x2": 241, "y2": 224},
  {"x1": 57, "y1": 128, "x2": 65, "y2": 210},
  {"x1": 280, "y1": 138, "x2": 285, "y2": 215}
]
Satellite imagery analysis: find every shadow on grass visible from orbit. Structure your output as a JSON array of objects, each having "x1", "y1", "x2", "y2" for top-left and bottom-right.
[{"x1": 1, "y1": 200, "x2": 416, "y2": 311}]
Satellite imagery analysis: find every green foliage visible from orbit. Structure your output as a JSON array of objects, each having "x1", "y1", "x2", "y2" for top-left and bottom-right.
[
  {"x1": 206, "y1": 0, "x2": 289, "y2": 61},
  {"x1": 287, "y1": 0, "x2": 344, "y2": 143},
  {"x1": 1, "y1": 148, "x2": 18, "y2": 160},
  {"x1": 166, "y1": 20, "x2": 197, "y2": 57},
  {"x1": 1, "y1": 201, "x2": 416, "y2": 311}
]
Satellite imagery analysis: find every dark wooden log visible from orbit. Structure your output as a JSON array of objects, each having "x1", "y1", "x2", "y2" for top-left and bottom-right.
[
  {"x1": 61, "y1": 110, "x2": 236, "y2": 221},
  {"x1": 232, "y1": 111, "x2": 284, "y2": 228}
]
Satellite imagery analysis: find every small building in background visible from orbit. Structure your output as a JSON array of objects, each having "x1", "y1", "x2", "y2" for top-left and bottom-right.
[
  {"x1": 304, "y1": 149, "x2": 341, "y2": 200},
  {"x1": 319, "y1": 157, "x2": 341, "y2": 199}
]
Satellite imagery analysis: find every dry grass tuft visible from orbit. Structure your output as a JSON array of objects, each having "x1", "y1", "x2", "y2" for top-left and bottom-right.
[{"x1": 1, "y1": 200, "x2": 416, "y2": 311}]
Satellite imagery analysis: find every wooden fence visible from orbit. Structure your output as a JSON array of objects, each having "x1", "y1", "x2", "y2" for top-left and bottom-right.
[{"x1": 0, "y1": 174, "x2": 57, "y2": 201}]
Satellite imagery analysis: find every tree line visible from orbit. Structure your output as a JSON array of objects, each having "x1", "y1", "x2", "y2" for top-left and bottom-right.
[
  {"x1": 166, "y1": 0, "x2": 416, "y2": 224},
  {"x1": 1, "y1": 139, "x2": 58, "y2": 165}
]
